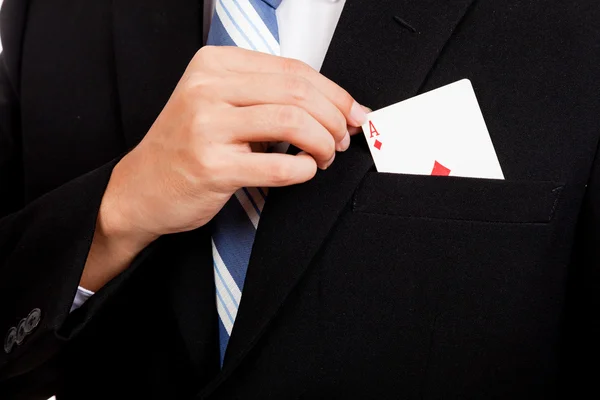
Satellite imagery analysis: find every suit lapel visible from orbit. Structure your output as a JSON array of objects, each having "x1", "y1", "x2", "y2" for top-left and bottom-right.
[
  {"x1": 161, "y1": 228, "x2": 221, "y2": 384},
  {"x1": 111, "y1": 0, "x2": 202, "y2": 149},
  {"x1": 208, "y1": 0, "x2": 477, "y2": 393}
]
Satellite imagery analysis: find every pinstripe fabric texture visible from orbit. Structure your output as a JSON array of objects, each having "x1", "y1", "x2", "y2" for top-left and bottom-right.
[{"x1": 207, "y1": 0, "x2": 282, "y2": 365}]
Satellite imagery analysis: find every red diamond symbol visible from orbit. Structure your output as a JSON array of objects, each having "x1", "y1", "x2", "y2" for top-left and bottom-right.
[
  {"x1": 374, "y1": 140, "x2": 382, "y2": 150},
  {"x1": 431, "y1": 161, "x2": 451, "y2": 176}
]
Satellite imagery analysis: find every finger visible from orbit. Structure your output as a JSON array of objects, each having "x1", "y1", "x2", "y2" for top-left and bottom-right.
[
  {"x1": 348, "y1": 126, "x2": 362, "y2": 136},
  {"x1": 348, "y1": 105, "x2": 372, "y2": 136},
  {"x1": 203, "y1": 47, "x2": 368, "y2": 127},
  {"x1": 230, "y1": 152, "x2": 318, "y2": 188},
  {"x1": 219, "y1": 73, "x2": 348, "y2": 148},
  {"x1": 222, "y1": 105, "x2": 336, "y2": 169}
]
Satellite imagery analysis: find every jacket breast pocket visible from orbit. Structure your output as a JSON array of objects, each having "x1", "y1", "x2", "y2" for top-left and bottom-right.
[{"x1": 352, "y1": 172, "x2": 564, "y2": 224}]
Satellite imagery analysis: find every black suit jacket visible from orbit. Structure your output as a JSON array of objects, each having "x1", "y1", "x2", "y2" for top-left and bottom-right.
[{"x1": 2, "y1": 0, "x2": 600, "y2": 398}]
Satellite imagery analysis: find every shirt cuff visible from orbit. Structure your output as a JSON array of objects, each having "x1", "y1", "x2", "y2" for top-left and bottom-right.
[{"x1": 70, "y1": 286, "x2": 96, "y2": 313}]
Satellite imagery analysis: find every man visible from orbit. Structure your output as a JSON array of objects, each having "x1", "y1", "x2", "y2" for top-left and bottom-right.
[{"x1": 1, "y1": 0, "x2": 600, "y2": 398}]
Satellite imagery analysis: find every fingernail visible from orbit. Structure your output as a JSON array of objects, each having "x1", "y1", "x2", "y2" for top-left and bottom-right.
[
  {"x1": 336, "y1": 132, "x2": 351, "y2": 152},
  {"x1": 323, "y1": 153, "x2": 336, "y2": 170},
  {"x1": 350, "y1": 101, "x2": 368, "y2": 126}
]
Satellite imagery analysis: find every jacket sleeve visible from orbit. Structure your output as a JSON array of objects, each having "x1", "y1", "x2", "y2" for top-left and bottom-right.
[
  {"x1": 0, "y1": 45, "x2": 118, "y2": 371},
  {"x1": 0, "y1": 4, "x2": 152, "y2": 395}
]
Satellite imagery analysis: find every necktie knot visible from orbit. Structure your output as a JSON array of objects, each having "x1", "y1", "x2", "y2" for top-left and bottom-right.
[{"x1": 208, "y1": 0, "x2": 282, "y2": 55}]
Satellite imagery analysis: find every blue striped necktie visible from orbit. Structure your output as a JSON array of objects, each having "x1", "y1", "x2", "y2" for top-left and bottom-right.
[{"x1": 207, "y1": 0, "x2": 283, "y2": 364}]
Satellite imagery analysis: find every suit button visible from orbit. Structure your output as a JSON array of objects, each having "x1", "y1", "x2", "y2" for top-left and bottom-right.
[
  {"x1": 4, "y1": 327, "x2": 17, "y2": 354},
  {"x1": 16, "y1": 319, "x2": 27, "y2": 345},
  {"x1": 25, "y1": 308, "x2": 41, "y2": 333}
]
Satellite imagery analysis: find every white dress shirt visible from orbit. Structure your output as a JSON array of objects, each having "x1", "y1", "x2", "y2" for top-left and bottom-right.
[{"x1": 71, "y1": 0, "x2": 346, "y2": 312}]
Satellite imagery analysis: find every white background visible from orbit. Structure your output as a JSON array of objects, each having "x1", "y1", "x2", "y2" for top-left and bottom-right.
[{"x1": 0, "y1": 1, "x2": 54, "y2": 399}]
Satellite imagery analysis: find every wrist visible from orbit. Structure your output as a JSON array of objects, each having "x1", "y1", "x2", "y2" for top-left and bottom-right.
[
  {"x1": 80, "y1": 168, "x2": 159, "y2": 292},
  {"x1": 97, "y1": 188, "x2": 159, "y2": 254},
  {"x1": 100, "y1": 156, "x2": 161, "y2": 247}
]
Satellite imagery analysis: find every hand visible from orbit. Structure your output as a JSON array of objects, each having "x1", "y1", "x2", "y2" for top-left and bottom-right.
[{"x1": 81, "y1": 46, "x2": 368, "y2": 290}]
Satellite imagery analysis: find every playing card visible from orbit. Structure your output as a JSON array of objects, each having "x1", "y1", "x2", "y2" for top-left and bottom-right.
[{"x1": 362, "y1": 79, "x2": 504, "y2": 180}]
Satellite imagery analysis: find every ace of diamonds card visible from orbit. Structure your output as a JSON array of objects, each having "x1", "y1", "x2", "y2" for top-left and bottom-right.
[{"x1": 362, "y1": 79, "x2": 504, "y2": 180}]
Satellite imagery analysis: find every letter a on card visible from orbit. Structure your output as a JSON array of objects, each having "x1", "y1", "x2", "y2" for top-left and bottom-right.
[
  {"x1": 369, "y1": 121, "x2": 380, "y2": 138},
  {"x1": 368, "y1": 121, "x2": 383, "y2": 150}
]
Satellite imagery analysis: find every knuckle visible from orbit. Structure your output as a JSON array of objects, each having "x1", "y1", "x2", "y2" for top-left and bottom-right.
[
  {"x1": 193, "y1": 46, "x2": 227, "y2": 71},
  {"x1": 191, "y1": 111, "x2": 213, "y2": 135},
  {"x1": 267, "y1": 162, "x2": 293, "y2": 186},
  {"x1": 195, "y1": 45, "x2": 217, "y2": 61},
  {"x1": 310, "y1": 131, "x2": 335, "y2": 161},
  {"x1": 183, "y1": 80, "x2": 204, "y2": 99},
  {"x1": 323, "y1": 137, "x2": 336, "y2": 158},
  {"x1": 332, "y1": 113, "x2": 347, "y2": 138},
  {"x1": 193, "y1": 46, "x2": 212, "y2": 65},
  {"x1": 285, "y1": 77, "x2": 311, "y2": 103},
  {"x1": 336, "y1": 88, "x2": 355, "y2": 113},
  {"x1": 186, "y1": 74, "x2": 222, "y2": 100},
  {"x1": 196, "y1": 148, "x2": 226, "y2": 182},
  {"x1": 281, "y1": 57, "x2": 311, "y2": 76},
  {"x1": 276, "y1": 105, "x2": 304, "y2": 130}
]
